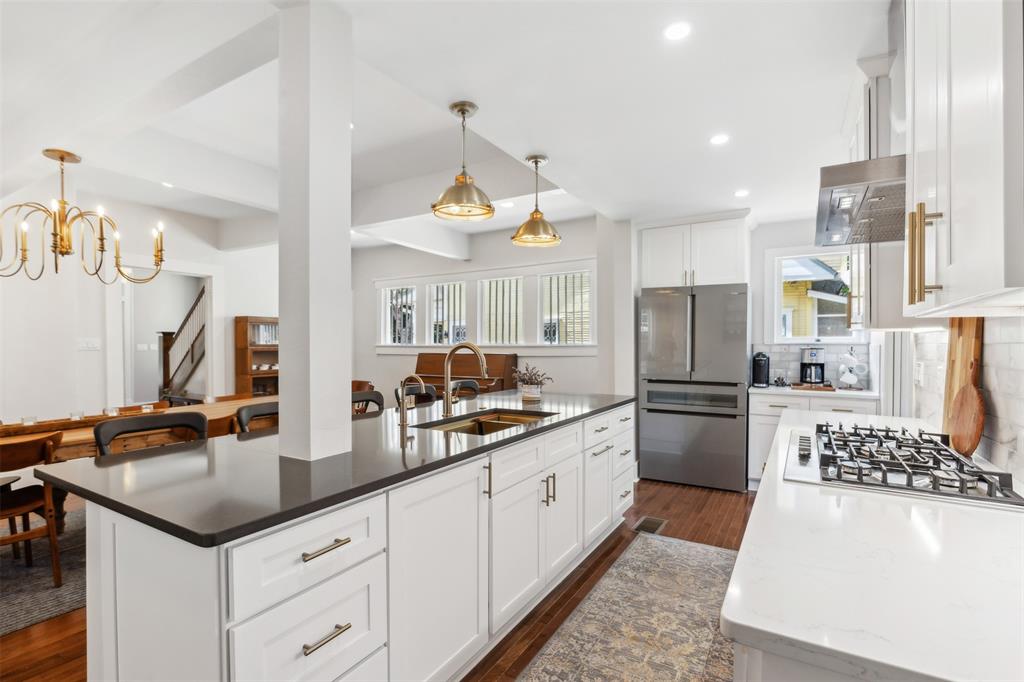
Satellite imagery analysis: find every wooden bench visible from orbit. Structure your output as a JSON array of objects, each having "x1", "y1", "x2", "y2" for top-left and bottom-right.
[{"x1": 412, "y1": 352, "x2": 517, "y2": 395}]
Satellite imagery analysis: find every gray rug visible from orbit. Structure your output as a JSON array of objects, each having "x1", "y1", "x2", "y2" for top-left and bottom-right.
[
  {"x1": 519, "y1": 533, "x2": 737, "y2": 681},
  {"x1": 1, "y1": 508, "x2": 86, "y2": 636}
]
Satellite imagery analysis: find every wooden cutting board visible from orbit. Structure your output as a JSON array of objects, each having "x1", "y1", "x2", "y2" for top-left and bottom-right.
[
  {"x1": 949, "y1": 384, "x2": 985, "y2": 456},
  {"x1": 942, "y1": 317, "x2": 983, "y2": 434}
]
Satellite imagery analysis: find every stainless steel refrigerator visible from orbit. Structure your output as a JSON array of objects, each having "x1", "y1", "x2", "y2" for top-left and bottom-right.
[{"x1": 637, "y1": 284, "x2": 749, "y2": 491}]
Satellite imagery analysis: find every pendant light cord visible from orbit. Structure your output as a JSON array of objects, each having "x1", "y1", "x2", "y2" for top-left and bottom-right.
[
  {"x1": 534, "y1": 159, "x2": 540, "y2": 211},
  {"x1": 460, "y1": 112, "x2": 467, "y2": 173}
]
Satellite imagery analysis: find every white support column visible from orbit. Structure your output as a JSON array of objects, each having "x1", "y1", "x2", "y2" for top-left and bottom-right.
[{"x1": 277, "y1": 0, "x2": 353, "y2": 460}]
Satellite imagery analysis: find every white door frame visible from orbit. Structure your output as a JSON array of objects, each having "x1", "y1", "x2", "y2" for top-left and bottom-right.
[{"x1": 104, "y1": 253, "x2": 225, "y2": 407}]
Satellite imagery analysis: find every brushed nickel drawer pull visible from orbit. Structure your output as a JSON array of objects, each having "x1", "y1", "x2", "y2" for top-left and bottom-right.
[
  {"x1": 483, "y1": 463, "x2": 493, "y2": 498},
  {"x1": 301, "y1": 537, "x2": 351, "y2": 563},
  {"x1": 618, "y1": 416, "x2": 632, "y2": 423},
  {"x1": 619, "y1": 490, "x2": 631, "y2": 499},
  {"x1": 594, "y1": 426, "x2": 609, "y2": 433},
  {"x1": 768, "y1": 404, "x2": 789, "y2": 409},
  {"x1": 551, "y1": 471, "x2": 557, "y2": 502},
  {"x1": 620, "y1": 449, "x2": 632, "y2": 457},
  {"x1": 302, "y1": 622, "x2": 351, "y2": 656},
  {"x1": 542, "y1": 474, "x2": 552, "y2": 506},
  {"x1": 591, "y1": 444, "x2": 614, "y2": 456}
]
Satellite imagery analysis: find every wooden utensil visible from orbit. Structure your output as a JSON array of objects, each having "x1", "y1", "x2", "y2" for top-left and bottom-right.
[
  {"x1": 949, "y1": 383, "x2": 985, "y2": 456},
  {"x1": 942, "y1": 317, "x2": 983, "y2": 433}
]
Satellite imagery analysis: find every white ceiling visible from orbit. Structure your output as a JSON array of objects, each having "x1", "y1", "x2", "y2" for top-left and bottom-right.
[{"x1": 343, "y1": 0, "x2": 890, "y2": 224}]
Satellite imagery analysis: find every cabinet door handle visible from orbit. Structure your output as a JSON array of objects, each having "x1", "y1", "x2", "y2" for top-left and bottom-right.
[
  {"x1": 302, "y1": 622, "x2": 352, "y2": 656},
  {"x1": 301, "y1": 537, "x2": 352, "y2": 563},
  {"x1": 550, "y1": 471, "x2": 557, "y2": 502},
  {"x1": 831, "y1": 408, "x2": 854, "y2": 413},
  {"x1": 619, "y1": 416, "x2": 632, "y2": 423},
  {"x1": 620, "y1": 448, "x2": 632, "y2": 457},
  {"x1": 907, "y1": 211, "x2": 918, "y2": 305},
  {"x1": 768, "y1": 404, "x2": 789, "y2": 409},
  {"x1": 619, "y1": 490, "x2": 631, "y2": 499},
  {"x1": 542, "y1": 474, "x2": 552, "y2": 506},
  {"x1": 591, "y1": 444, "x2": 614, "y2": 457},
  {"x1": 914, "y1": 202, "x2": 945, "y2": 303},
  {"x1": 483, "y1": 463, "x2": 492, "y2": 498},
  {"x1": 594, "y1": 426, "x2": 609, "y2": 433},
  {"x1": 691, "y1": 268, "x2": 695, "y2": 286}
]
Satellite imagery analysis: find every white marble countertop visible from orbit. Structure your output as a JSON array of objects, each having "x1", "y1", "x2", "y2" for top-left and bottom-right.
[
  {"x1": 748, "y1": 385, "x2": 881, "y2": 400},
  {"x1": 720, "y1": 409, "x2": 1024, "y2": 682}
]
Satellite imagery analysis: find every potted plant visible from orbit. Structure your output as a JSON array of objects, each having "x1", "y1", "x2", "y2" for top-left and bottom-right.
[{"x1": 513, "y1": 363, "x2": 553, "y2": 401}]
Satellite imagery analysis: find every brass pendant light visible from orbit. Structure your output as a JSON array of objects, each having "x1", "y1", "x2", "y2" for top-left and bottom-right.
[
  {"x1": 511, "y1": 154, "x2": 561, "y2": 247},
  {"x1": 432, "y1": 101, "x2": 494, "y2": 221}
]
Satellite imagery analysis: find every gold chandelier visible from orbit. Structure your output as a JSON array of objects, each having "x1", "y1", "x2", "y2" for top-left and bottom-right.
[
  {"x1": 432, "y1": 101, "x2": 495, "y2": 221},
  {"x1": 1, "y1": 149, "x2": 165, "y2": 283},
  {"x1": 511, "y1": 154, "x2": 561, "y2": 247}
]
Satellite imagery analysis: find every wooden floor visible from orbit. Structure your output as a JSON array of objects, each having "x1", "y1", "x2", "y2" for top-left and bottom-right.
[{"x1": 0, "y1": 481, "x2": 754, "y2": 682}]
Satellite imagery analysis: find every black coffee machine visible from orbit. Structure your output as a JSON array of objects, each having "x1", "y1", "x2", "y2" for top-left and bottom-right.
[
  {"x1": 800, "y1": 347, "x2": 825, "y2": 384},
  {"x1": 752, "y1": 352, "x2": 770, "y2": 387}
]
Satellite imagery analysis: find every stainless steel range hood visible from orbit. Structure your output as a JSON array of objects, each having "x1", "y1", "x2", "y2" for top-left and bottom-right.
[{"x1": 814, "y1": 154, "x2": 906, "y2": 246}]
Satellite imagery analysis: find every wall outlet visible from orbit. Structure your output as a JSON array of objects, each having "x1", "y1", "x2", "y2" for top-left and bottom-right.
[
  {"x1": 913, "y1": 361, "x2": 925, "y2": 386},
  {"x1": 77, "y1": 338, "x2": 101, "y2": 351}
]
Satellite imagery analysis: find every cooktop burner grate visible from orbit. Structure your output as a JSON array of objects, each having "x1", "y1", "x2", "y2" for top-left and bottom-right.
[{"x1": 815, "y1": 422, "x2": 1024, "y2": 507}]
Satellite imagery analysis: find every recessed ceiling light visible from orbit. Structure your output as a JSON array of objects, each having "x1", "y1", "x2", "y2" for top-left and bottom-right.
[
  {"x1": 734, "y1": 189, "x2": 750, "y2": 198},
  {"x1": 663, "y1": 21, "x2": 692, "y2": 41},
  {"x1": 709, "y1": 133, "x2": 730, "y2": 146},
  {"x1": 499, "y1": 201, "x2": 514, "y2": 208},
  {"x1": 161, "y1": 181, "x2": 174, "y2": 188}
]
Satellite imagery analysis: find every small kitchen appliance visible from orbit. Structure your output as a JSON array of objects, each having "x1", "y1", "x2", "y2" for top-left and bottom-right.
[
  {"x1": 800, "y1": 347, "x2": 825, "y2": 384},
  {"x1": 752, "y1": 352, "x2": 770, "y2": 388}
]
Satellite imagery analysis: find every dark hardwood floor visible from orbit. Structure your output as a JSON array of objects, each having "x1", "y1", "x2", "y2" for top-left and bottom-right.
[
  {"x1": 464, "y1": 480, "x2": 755, "y2": 680},
  {"x1": 0, "y1": 481, "x2": 754, "y2": 682}
]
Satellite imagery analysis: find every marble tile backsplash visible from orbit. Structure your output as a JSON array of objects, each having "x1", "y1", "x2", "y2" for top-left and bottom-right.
[
  {"x1": 912, "y1": 317, "x2": 1024, "y2": 485},
  {"x1": 751, "y1": 344, "x2": 872, "y2": 387}
]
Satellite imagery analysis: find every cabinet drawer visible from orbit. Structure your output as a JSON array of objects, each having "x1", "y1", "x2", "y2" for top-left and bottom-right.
[
  {"x1": 229, "y1": 495, "x2": 385, "y2": 621},
  {"x1": 583, "y1": 411, "x2": 615, "y2": 449},
  {"x1": 612, "y1": 468, "x2": 634, "y2": 518},
  {"x1": 490, "y1": 437, "x2": 545, "y2": 495},
  {"x1": 748, "y1": 395, "x2": 810, "y2": 417},
  {"x1": 609, "y1": 404, "x2": 636, "y2": 436},
  {"x1": 809, "y1": 397, "x2": 879, "y2": 416},
  {"x1": 611, "y1": 430, "x2": 636, "y2": 480},
  {"x1": 544, "y1": 423, "x2": 583, "y2": 468},
  {"x1": 337, "y1": 646, "x2": 387, "y2": 681},
  {"x1": 230, "y1": 553, "x2": 387, "y2": 681}
]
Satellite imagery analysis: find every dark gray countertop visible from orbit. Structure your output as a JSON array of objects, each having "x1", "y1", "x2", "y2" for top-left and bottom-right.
[{"x1": 34, "y1": 391, "x2": 635, "y2": 547}]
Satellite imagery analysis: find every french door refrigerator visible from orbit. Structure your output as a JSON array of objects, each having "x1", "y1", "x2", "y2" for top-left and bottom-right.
[{"x1": 637, "y1": 284, "x2": 749, "y2": 491}]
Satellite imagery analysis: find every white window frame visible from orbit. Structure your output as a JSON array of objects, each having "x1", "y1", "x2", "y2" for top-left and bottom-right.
[
  {"x1": 539, "y1": 269, "x2": 594, "y2": 346},
  {"x1": 373, "y1": 258, "x2": 598, "y2": 356},
  {"x1": 765, "y1": 246, "x2": 868, "y2": 345},
  {"x1": 379, "y1": 285, "x2": 417, "y2": 345},
  {"x1": 478, "y1": 275, "x2": 525, "y2": 346},
  {"x1": 426, "y1": 281, "x2": 468, "y2": 345}
]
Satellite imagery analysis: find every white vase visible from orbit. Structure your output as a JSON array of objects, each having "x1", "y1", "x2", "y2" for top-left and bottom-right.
[{"x1": 521, "y1": 384, "x2": 542, "y2": 401}]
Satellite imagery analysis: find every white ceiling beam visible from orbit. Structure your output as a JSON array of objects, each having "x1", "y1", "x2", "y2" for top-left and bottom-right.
[
  {"x1": 1, "y1": 11, "x2": 279, "y2": 198},
  {"x1": 356, "y1": 218, "x2": 471, "y2": 261}
]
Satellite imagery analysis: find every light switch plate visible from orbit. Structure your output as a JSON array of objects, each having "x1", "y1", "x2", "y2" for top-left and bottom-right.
[
  {"x1": 77, "y1": 338, "x2": 101, "y2": 351},
  {"x1": 913, "y1": 361, "x2": 925, "y2": 386}
]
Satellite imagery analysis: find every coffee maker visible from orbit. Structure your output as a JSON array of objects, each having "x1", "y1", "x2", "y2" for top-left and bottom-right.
[
  {"x1": 800, "y1": 347, "x2": 825, "y2": 384},
  {"x1": 752, "y1": 352, "x2": 770, "y2": 387}
]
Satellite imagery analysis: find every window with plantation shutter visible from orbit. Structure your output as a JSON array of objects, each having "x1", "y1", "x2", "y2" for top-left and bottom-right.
[
  {"x1": 381, "y1": 286, "x2": 416, "y2": 344},
  {"x1": 541, "y1": 271, "x2": 592, "y2": 344},
  {"x1": 428, "y1": 282, "x2": 467, "y2": 344},
  {"x1": 479, "y1": 277, "x2": 523, "y2": 345}
]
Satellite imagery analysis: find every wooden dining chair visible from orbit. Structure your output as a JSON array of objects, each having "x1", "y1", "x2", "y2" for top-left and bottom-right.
[
  {"x1": 353, "y1": 391, "x2": 385, "y2": 414},
  {"x1": 236, "y1": 402, "x2": 279, "y2": 433},
  {"x1": 352, "y1": 381, "x2": 376, "y2": 414},
  {"x1": 0, "y1": 432, "x2": 63, "y2": 587},
  {"x1": 94, "y1": 413, "x2": 208, "y2": 456},
  {"x1": 394, "y1": 384, "x2": 437, "y2": 407},
  {"x1": 450, "y1": 379, "x2": 481, "y2": 399},
  {"x1": 207, "y1": 414, "x2": 235, "y2": 438}
]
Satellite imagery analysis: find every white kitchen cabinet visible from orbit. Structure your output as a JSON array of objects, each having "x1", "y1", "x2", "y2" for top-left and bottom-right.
[
  {"x1": 904, "y1": 0, "x2": 1024, "y2": 317},
  {"x1": 543, "y1": 452, "x2": 583, "y2": 579},
  {"x1": 639, "y1": 218, "x2": 750, "y2": 289},
  {"x1": 690, "y1": 219, "x2": 749, "y2": 285},
  {"x1": 583, "y1": 440, "x2": 613, "y2": 546},
  {"x1": 747, "y1": 414, "x2": 780, "y2": 485},
  {"x1": 490, "y1": 474, "x2": 546, "y2": 633},
  {"x1": 387, "y1": 459, "x2": 489, "y2": 682}
]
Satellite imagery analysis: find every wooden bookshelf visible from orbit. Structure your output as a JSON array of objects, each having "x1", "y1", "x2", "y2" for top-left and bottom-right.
[{"x1": 234, "y1": 316, "x2": 279, "y2": 396}]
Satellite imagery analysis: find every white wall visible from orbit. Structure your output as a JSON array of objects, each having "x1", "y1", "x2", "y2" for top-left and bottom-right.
[{"x1": 351, "y1": 215, "x2": 634, "y2": 405}]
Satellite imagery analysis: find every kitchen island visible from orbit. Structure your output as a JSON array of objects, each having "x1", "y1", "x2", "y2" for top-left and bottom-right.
[
  {"x1": 35, "y1": 390, "x2": 637, "y2": 681},
  {"x1": 721, "y1": 409, "x2": 1024, "y2": 682}
]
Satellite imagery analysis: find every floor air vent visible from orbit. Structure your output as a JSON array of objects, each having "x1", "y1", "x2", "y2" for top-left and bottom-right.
[{"x1": 633, "y1": 516, "x2": 667, "y2": 535}]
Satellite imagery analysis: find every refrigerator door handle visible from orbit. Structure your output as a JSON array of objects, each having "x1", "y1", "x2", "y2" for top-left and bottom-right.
[{"x1": 686, "y1": 292, "x2": 695, "y2": 373}]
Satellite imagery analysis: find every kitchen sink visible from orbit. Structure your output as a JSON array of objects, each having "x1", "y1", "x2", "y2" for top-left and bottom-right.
[{"x1": 413, "y1": 409, "x2": 558, "y2": 436}]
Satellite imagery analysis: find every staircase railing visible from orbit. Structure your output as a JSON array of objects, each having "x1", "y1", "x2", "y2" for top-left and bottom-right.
[{"x1": 162, "y1": 286, "x2": 207, "y2": 394}]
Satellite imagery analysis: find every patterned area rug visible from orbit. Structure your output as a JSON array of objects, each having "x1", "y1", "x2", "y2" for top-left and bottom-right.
[
  {"x1": 519, "y1": 533, "x2": 737, "y2": 681},
  {"x1": 0, "y1": 508, "x2": 86, "y2": 636}
]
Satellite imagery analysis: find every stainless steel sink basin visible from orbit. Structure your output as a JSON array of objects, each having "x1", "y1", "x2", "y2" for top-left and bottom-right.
[{"x1": 413, "y1": 409, "x2": 557, "y2": 436}]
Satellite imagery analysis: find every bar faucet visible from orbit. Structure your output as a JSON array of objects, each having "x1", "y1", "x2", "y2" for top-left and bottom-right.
[
  {"x1": 397, "y1": 374, "x2": 426, "y2": 429},
  {"x1": 443, "y1": 342, "x2": 488, "y2": 418}
]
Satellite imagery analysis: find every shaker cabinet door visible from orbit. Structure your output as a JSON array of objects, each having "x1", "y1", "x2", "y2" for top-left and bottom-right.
[
  {"x1": 543, "y1": 453, "x2": 584, "y2": 580},
  {"x1": 490, "y1": 474, "x2": 546, "y2": 634}
]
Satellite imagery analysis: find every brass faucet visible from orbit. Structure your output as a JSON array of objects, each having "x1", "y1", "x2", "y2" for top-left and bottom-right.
[
  {"x1": 397, "y1": 374, "x2": 426, "y2": 429},
  {"x1": 443, "y1": 342, "x2": 488, "y2": 418}
]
